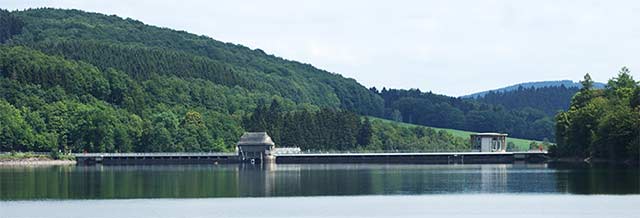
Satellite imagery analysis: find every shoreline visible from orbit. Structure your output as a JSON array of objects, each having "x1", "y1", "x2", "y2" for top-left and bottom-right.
[{"x1": 0, "y1": 157, "x2": 76, "y2": 166}]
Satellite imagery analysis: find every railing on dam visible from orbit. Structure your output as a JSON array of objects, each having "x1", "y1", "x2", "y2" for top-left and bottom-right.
[
  {"x1": 71, "y1": 150, "x2": 547, "y2": 165},
  {"x1": 275, "y1": 151, "x2": 547, "y2": 157},
  {"x1": 72, "y1": 150, "x2": 547, "y2": 157},
  {"x1": 74, "y1": 152, "x2": 237, "y2": 157},
  {"x1": 275, "y1": 150, "x2": 547, "y2": 155}
]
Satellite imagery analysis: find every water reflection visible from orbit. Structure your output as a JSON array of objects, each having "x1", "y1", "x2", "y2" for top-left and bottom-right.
[
  {"x1": 552, "y1": 163, "x2": 640, "y2": 194},
  {"x1": 0, "y1": 164, "x2": 638, "y2": 200},
  {"x1": 480, "y1": 164, "x2": 506, "y2": 192}
]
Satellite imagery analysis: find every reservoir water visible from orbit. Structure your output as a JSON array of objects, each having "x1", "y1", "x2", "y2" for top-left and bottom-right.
[{"x1": 1, "y1": 163, "x2": 639, "y2": 217}]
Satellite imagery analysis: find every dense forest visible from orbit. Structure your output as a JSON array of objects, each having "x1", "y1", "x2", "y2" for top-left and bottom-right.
[
  {"x1": 374, "y1": 88, "x2": 555, "y2": 141},
  {"x1": 3, "y1": 8, "x2": 384, "y2": 116},
  {"x1": 0, "y1": 8, "x2": 468, "y2": 153},
  {"x1": 474, "y1": 85, "x2": 579, "y2": 116},
  {"x1": 552, "y1": 68, "x2": 640, "y2": 161},
  {"x1": 243, "y1": 100, "x2": 467, "y2": 152}
]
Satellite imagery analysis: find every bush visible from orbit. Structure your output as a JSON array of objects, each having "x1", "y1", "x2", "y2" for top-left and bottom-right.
[
  {"x1": 506, "y1": 142, "x2": 516, "y2": 151},
  {"x1": 49, "y1": 149, "x2": 61, "y2": 160}
]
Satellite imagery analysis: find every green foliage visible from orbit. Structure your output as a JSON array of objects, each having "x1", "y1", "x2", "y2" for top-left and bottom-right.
[
  {"x1": 244, "y1": 102, "x2": 362, "y2": 151},
  {"x1": 0, "y1": 46, "x2": 246, "y2": 152},
  {"x1": 476, "y1": 85, "x2": 579, "y2": 116},
  {"x1": 0, "y1": 99, "x2": 36, "y2": 151},
  {"x1": 0, "y1": 8, "x2": 575, "y2": 154},
  {"x1": 243, "y1": 102, "x2": 467, "y2": 151},
  {"x1": 6, "y1": 8, "x2": 383, "y2": 116},
  {"x1": 529, "y1": 141, "x2": 538, "y2": 150},
  {"x1": 506, "y1": 142, "x2": 516, "y2": 151},
  {"x1": 376, "y1": 88, "x2": 555, "y2": 141},
  {"x1": 368, "y1": 116, "x2": 541, "y2": 151},
  {"x1": 367, "y1": 120, "x2": 469, "y2": 152},
  {"x1": 552, "y1": 69, "x2": 640, "y2": 160},
  {"x1": 0, "y1": 9, "x2": 23, "y2": 43},
  {"x1": 0, "y1": 40, "x2": 404, "y2": 153},
  {"x1": 49, "y1": 149, "x2": 61, "y2": 160},
  {"x1": 357, "y1": 117, "x2": 373, "y2": 146}
]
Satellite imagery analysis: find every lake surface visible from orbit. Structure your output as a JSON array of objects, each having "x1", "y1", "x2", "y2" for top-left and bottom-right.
[
  {"x1": 1, "y1": 163, "x2": 639, "y2": 217},
  {"x1": 2, "y1": 195, "x2": 639, "y2": 218},
  {"x1": 1, "y1": 163, "x2": 638, "y2": 199}
]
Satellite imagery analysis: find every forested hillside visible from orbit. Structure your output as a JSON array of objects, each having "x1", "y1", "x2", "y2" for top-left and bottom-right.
[
  {"x1": 3, "y1": 8, "x2": 619, "y2": 154},
  {"x1": 4, "y1": 8, "x2": 384, "y2": 115},
  {"x1": 0, "y1": 8, "x2": 467, "y2": 153},
  {"x1": 553, "y1": 69, "x2": 640, "y2": 161},
  {"x1": 474, "y1": 86, "x2": 579, "y2": 116},
  {"x1": 374, "y1": 88, "x2": 555, "y2": 141}
]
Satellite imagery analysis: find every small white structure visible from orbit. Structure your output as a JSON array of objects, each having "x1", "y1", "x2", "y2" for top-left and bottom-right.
[{"x1": 470, "y1": 133, "x2": 507, "y2": 152}]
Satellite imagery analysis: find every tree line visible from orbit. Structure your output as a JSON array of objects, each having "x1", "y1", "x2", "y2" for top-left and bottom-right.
[
  {"x1": 552, "y1": 68, "x2": 640, "y2": 161},
  {"x1": 243, "y1": 100, "x2": 469, "y2": 152},
  {"x1": 474, "y1": 85, "x2": 579, "y2": 116},
  {"x1": 243, "y1": 100, "x2": 370, "y2": 151}
]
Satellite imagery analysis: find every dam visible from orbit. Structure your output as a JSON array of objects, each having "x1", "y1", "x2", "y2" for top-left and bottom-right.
[
  {"x1": 275, "y1": 151, "x2": 547, "y2": 164},
  {"x1": 74, "y1": 151, "x2": 547, "y2": 165},
  {"x1": 75, "y1": 132, "x2": 548, "y2": 165}
]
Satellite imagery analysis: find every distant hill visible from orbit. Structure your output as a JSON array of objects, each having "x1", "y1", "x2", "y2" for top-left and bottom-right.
[
  {"x1": 473, "y1": 86, "x2": 579, "y2": 116},
  {"x1": 374, "y1": 88, "x2": 556, "y2": 141},
  {"x1": 461, "y1": 80, "x2": 606, "y2": 99}
]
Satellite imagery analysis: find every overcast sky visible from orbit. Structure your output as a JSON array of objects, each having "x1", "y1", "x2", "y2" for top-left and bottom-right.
[{"x1": 5, "y1": 0, "x2": 640, "y2": 96}]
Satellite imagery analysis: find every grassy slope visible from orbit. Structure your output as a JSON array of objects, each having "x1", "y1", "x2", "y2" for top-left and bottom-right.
[{"x1": 369, "y1": 117, "x2": 542, "y2": 151}]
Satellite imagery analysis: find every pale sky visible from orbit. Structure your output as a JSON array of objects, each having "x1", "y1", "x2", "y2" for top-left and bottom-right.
[{"x1": 4, "y1": 0, "x2": 640, "y2": 96}]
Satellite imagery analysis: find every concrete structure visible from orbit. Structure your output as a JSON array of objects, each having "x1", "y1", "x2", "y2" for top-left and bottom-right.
[
  {"x1": 470, "y1": 133, "x2": 508, "y2": 152},
  {"x1": 275, "y1": 151, "x2": 546, "y2": 164},
  {"x1": 237, "y1": 132, "x2": 275, "y2": 164},
  {"x1": 75, "y1": 132, "x2": 551, "y2": 165},
  {"x1": 75, "y1": 151, "x2": 547, "y2": 165},
  {"x1": 74, "y1": 152, "x2": 238, "y2": 165}
]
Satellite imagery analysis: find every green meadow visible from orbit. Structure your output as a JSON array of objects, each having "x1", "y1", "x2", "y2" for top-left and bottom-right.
[{"x1": 368, "y1": 117, "x2": 543, "y2": 151}]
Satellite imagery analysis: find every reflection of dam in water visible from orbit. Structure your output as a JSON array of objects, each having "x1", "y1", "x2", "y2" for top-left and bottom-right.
[
  {"x1": 237, "y1": 164, "x2": 302, "y2": 197},
  {"x1": 481, "y1": 164, "x2": 507, "y2": 192},
  {"x1": 236, "y1": 164, "x2": 558, "y2": 196}
]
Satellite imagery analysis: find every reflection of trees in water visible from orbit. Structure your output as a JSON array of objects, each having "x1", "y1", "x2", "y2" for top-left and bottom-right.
[
  {"x1": 0, "y1": 165, "x2": 243, "y2": 199},
  {"x1": 554, "y1": 163, "x2": 640, "y2": 194},
  {"x1": 2, "y1": 164, "x2": 638, "y2": 200},
  {"x1": 265, "y1": 164, "x2": 376, "y2": 196},
  {"x1": 265, "y1": 164, "x2": 534, "y2": 195}
]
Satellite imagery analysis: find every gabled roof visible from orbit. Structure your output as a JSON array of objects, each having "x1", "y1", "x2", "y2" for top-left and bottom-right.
[{"x1": 237, "y1": 132, "x2": 275, "y2": 146}]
